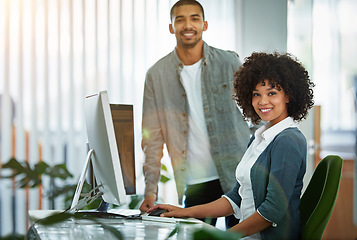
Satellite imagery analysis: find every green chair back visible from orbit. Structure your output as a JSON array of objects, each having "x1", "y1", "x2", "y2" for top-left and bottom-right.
[{"x1": 300, "y1": 155, "x2": 343, "y2": 240}]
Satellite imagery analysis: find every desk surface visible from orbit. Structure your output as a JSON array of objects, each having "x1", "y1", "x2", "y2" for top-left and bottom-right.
[{"x1": 27, "y1": 210, "x2": 214, "y2": 240}]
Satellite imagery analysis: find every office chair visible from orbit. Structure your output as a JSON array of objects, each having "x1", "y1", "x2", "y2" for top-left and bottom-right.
[{"x1": 300, "y1": 155, "x2": 343, "y2": 240}]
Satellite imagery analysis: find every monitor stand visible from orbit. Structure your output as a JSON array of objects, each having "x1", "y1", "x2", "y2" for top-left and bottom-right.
[{"x1": 69, "y1": 149, "x2": 104, "y2": 212}]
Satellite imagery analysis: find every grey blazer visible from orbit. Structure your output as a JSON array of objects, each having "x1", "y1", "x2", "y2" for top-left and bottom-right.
[{"x1": 226, "y1": 127, "x2": 306, "y2": 240}]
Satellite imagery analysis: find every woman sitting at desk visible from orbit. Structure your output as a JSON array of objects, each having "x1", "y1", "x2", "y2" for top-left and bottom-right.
[{"x1": 148, "y1": 52, "x2": 315, "y2": 240}]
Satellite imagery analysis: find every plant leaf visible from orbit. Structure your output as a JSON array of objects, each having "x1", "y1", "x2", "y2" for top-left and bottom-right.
[
  {"x1": 160, "y1": 175, "x2": 170, "y2": 183},
  {"x1": 50, "y1": 184, "x2": 77, "y2": 198},
  {"x1": 165, "y1": 225, "x2": 179, "y2": 239},
  {"x1": 34, "y1": 161, "x2": 50, "y2": 175},
  {"x1": 1, "y1": 158, "x2": 26, "y2": 178},
  {"x1": 101, "y1": 225, "x2": 125, "y2": 239},
  {"x1": 128, "y1": 195, "x2": 143, "y2": 209},
  {"x1": 36, "y1": 212, "x2": 73, "y2": 225},
  {"x1": 193, "y1": 227, "x2": 241, "y2": 240},
  {"x1": 45, "y1": 164, "x2": 73, "y2": 179},
  {"x1": 161, "y1": 164, "x2": 168, "y2": 172}
]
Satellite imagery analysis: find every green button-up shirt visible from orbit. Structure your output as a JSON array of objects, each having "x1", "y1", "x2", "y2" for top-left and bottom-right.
[{"x1": 142, "y1": 42, "x2": 250, "y2": 203}]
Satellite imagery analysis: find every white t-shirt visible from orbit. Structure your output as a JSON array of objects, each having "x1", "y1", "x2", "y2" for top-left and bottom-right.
[{"x1": 180, "y1": 59, "x2": 219, "y2": 185}]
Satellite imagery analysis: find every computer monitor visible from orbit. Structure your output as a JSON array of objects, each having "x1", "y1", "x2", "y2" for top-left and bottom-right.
[
  {"x1": 70, "y1": 91, "x2": 132, "y2": 211},
  {"x1": 110, "y1": 104, "x2": 136, "y2": 195}
]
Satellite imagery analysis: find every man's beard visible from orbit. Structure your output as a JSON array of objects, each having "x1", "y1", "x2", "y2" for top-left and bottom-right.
[{"x1": 178, "y1": 36, "x2": 202, "y2": 49}]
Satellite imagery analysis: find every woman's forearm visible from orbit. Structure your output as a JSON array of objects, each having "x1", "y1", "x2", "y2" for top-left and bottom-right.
[
  {"x1": 228, "y1": 211, "x2": 272, "y2": 237},
  {"x1": 157, "y1": 197, "x2": 234, "y2": 219},
  {"x1": 187, "y1": 197, "x2": 234, "y2": 218}
]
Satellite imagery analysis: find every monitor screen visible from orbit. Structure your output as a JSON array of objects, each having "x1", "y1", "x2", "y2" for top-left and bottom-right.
[
  {"x1": 110, "y1": 104, "x2": 136, "y2": 195},
  {"x1": 83, "y1": 91, "x2": 127, "y2": 206}
]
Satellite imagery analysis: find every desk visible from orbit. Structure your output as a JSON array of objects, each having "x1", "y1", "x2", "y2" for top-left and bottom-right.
[{"x1": 27, "y1": 210, "x2": 215, "y2": 240}]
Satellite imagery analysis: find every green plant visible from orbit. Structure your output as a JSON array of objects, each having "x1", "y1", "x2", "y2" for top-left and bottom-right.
[
  {"x1": 1, "y1": 158, "x2": 72, "y2": 188},
  {"x1": 160, "y1": 164, "x2": 171, "y2": 183},
  {"x1": 192, "y1": 227, "x2": 241, "y2": 240},
  {"x1": 1, "y1": 158, "x2": 173, "y2": 210},
  {"x1": 26, "y1": 211, "x2": 124, "y2": 239},
  {"x1": 1, "y1": 158, "x2": 102, "y2": 210},
  {"x1": 1, "y1": 158, "x2": 241, "y2": 240},
  {"x1": 165, "y1": 224, "x2": 241, "y2": 240}
]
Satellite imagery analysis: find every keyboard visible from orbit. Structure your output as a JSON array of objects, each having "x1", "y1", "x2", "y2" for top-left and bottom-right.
[
  {"x1": 108, "y1": 209, "x2": 202, "y2": 224},
  {"x1": 141, "y1": 215, "x2": 202, "y2": 224}
]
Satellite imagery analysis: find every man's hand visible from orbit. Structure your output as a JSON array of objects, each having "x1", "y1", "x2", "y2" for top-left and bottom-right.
[{"x1": 139, "y1": 195, "x2": 156, "y2": 212}]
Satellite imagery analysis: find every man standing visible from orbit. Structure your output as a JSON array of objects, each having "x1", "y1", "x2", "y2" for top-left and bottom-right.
[{"x1": 140, "y1": 0, "x2": 250, "y2": 228}]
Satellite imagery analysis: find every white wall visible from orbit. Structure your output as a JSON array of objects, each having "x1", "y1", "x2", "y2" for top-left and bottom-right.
[{"x1": 235, "y1": 0, "x2": 288, "y2": 59}]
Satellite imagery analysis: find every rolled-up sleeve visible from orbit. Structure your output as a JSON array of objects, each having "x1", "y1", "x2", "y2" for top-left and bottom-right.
[{"x1": 224, "y1": 181, "x2": 242, "y2": 219}]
